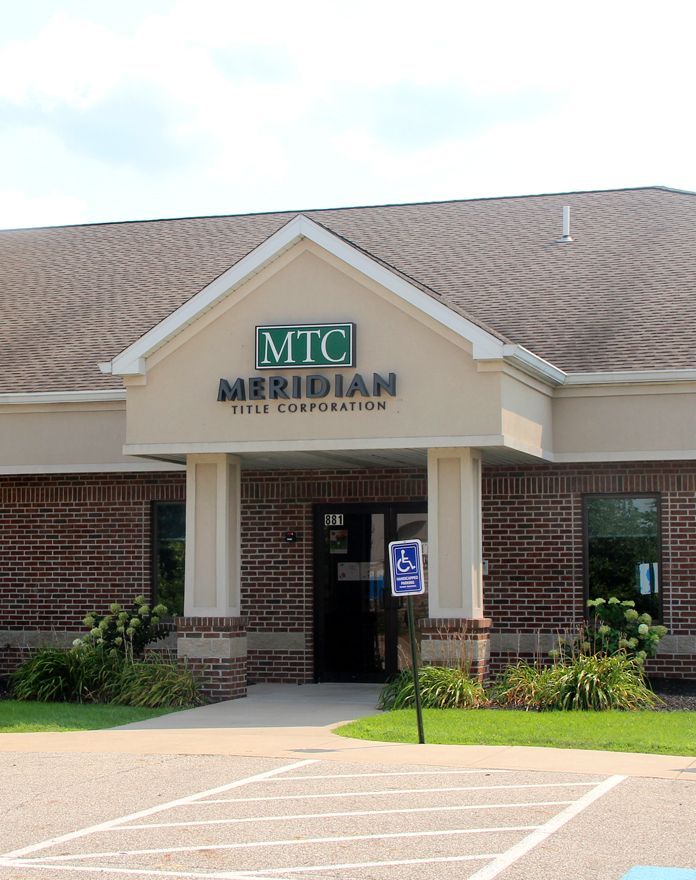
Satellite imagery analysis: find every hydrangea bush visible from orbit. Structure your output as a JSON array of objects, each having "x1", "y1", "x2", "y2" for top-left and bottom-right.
[
  {"x1": 553, "y1": 596, "x2": 667, "y2": 664},
  {"x1": 74, "y1": 595, "x2": 171, "y2": 660},
  {"x1": 12, "y1": 597, "x2": 202, "y2": 706},
  {"x1": 585, "y1": 596, "x2": 667, "y2": 661}
]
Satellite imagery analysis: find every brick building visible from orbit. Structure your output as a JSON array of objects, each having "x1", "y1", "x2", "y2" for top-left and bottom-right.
[{"x1": 2, "y1": 187, "x2": 696, "y2": 699}]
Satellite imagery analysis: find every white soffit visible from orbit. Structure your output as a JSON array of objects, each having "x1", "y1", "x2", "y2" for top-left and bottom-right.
[{"x1": 100, "y1": 214, "x2": 563, "y2": 385}]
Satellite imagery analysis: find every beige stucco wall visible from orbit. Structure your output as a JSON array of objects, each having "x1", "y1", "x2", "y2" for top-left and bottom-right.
[
  {"x1": 500, "y1": 373, "x2": 552, "y2": 458},
  {"x1": 0, "y1": 402, "x2": 175, "y2": 471},
  {"x1": 124, "y1": 242, "x2": 507, "y2": 452},
  {"x1": 553, "y1": 384, "x2": 696, "y2": 459}
]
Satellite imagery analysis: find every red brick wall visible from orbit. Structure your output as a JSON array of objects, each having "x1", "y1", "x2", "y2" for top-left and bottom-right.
[
  {"x1": 1, "y1": 467, "x2": 427, "y2": 682},
  {"x1": 3, "y1": 461, "x2": 696, "y2": 682},
  {"x1": 240, "y1": 468, "x2": 427, "y2": 683},
  {"x1": 483, "y1": 461, "x2": 696, "y2": 678},
  {"x1": 0, "y1": 472, "x2": 185, "y2": 636}
]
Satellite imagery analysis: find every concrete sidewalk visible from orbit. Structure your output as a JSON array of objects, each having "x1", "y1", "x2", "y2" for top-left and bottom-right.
[
  {"x1": 1, "y1": 682, "x2": 695, "y2": 782},
  {"x1": 117, "y1": 681, "x2": 383, "y2": 729}
]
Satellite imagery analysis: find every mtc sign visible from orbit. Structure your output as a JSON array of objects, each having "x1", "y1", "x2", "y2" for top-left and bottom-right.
[{"x1": 256, "y1": 323, "x2": 354, "y2": 370}]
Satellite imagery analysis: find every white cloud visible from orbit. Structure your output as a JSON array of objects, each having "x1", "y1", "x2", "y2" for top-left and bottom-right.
[
  {"x1": 0, "y1": 189, "x2": 87, "y2": 230},
  {"x1": 1, "y1": 0, "x2": 696, "y2": 228}
]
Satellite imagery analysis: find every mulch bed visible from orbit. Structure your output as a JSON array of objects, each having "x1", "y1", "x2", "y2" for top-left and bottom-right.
[{"x1": 650, "y1": 678, "x2": 696, "y2": 711}]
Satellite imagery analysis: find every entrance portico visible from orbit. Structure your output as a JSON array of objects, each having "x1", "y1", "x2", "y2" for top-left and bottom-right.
[
  {"x1": 167, "y1": 443, "x2": 492, "y2": 699},
  {"x1": 101, "y1": 214, "x2": 556, "y2": 699}
]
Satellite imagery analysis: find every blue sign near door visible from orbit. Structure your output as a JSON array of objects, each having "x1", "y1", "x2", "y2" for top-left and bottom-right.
[{"x1": 388, "y1": 539, "x2": 425, "y2": 596}]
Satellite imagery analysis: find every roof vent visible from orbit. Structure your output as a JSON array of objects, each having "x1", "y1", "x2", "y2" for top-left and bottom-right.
[{"x1": 556, "y1": 205, "x2": 573, "y2": 243}]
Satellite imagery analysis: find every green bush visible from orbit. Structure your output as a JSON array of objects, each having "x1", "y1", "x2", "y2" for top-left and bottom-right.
[
  {"x1": 557, "y1": 597, "x2": 668, "y2": 663},
  {"x1": 76, "y1": 595, "x2": 172, "y2": 659},
  {"x1": 553, "y1": 654, "x2": 660, "y2": 711},
  {"x1": 110, "y1": 657, "x2": 204, "y2": 708},
  {"x1": 379, "y1": 666, "x2": 488, "y2": 710},
  {"x1": 493, "y1": 662, "x2": 560, "y2": 711},
  {"x1": 11, "y1": 646, "x2": 122, "y2": 703},
  {"x1": 12, "y1": 646, "x2": 203, "y2": 709},
  {"x1": 496, "y1": 654, "x2": 660, "y2": 711}
]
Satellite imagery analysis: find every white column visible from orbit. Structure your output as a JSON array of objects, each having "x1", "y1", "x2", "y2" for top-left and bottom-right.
[
  {"x1": 427, "y1": 447, "x2": 483, "y2": 619},
  {"x1": 184, "y1": 453, "x2": 241, "y2": 616}
]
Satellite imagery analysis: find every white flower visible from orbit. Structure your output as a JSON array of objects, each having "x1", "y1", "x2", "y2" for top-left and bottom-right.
[{"x1": 638, "y1": 623, "x2": 649, "y2": 635}]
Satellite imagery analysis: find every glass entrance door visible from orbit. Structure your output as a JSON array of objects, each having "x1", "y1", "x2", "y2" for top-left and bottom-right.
[{"x1": 313, "y1": 503, "x2": 427, "y2": 682}]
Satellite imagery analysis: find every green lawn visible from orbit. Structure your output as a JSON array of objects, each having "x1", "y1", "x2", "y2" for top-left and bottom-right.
[
  {"x1": 0, "y1": 700, "x2": 177, "y2": 732},
  {"x1": 336, "y1": 709, "x2": 696, "y2": 756}
]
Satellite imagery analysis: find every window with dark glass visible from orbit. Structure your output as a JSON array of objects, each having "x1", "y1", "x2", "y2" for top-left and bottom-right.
[
  {"x1": 153, "y1": 502, "x2": 185, "y2": 616},
  {"x1": 585, "y1": 495, "x2": 660, "y2": 618}
]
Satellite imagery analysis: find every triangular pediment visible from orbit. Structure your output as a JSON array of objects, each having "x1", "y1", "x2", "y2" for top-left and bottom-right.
[{"x1": 101, "y1": 214, "x2": 563, "y2": 385}]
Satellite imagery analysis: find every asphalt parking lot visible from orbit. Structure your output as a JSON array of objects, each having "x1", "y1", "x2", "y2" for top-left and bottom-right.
[{"x1": 1, "y1": 753, "x2": 694, "y2": 880}]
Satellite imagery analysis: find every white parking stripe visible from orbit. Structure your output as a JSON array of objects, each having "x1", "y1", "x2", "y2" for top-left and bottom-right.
[
  {"x1": 204, "y1": 780, "x2": 598, "y2": 803},
  {"x1": 0, "y1": 759, "x2": 316, "y2": 861},
  {"x1": 267, "y1": 769, "x2": 513, "y2": 780},
  {"x1": 114, "y1": 799, "x2": 575, "y2": 830},
  {"x1": 466, "y1": 775, "x2": 627, "y2": 880},
  {"x1": 0, "y1": 766, "x2": 621, "y2": 880},
  {"x1": 32, "y1": 825, "x2": 541, "y2": 863}
]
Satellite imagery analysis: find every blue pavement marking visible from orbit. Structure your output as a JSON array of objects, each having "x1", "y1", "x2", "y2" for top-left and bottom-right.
[{"x1": 622, "y1": 868, "x2": 696, "y2": 880}]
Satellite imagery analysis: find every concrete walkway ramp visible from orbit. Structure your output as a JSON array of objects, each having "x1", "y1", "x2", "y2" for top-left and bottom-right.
[{"x1": 117, "y1": 682, "x2": 383, "y2": 729}]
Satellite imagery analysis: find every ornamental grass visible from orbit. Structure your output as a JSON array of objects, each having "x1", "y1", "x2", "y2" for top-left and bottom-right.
[
  {"x1": 495, "y1": 653, "x2": 660, "y2": 711},
  {"x1": 378, "y1": 665, "x2": 488, "y2": 710}
]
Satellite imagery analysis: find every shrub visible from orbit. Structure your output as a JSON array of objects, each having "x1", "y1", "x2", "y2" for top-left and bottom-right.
[
  {"x1": 11, "y1": 646, "x2": 122, "y2": 703},
  {"x1": 379, "y1": 666, "x2": 488, "y2": 710},
  {"x1": 559, "y1": 597, "x2": 668, "y2": 663},
  {"x1": 553, "y1": 654, "x2": 660, "y2": 711},
  {"x1": 110, "y1": 657, "x2": 204, "y2": 708},
  {"x1": 12, "y1": 647, "x2": 203, "y2": 709},
  {"x1": 76, "y1": 596, "x2": 172, "y2": 659},
  {"x1": 496, "y1": 655, "x2": 660, "y2": 711},
  {"x1": 493, "y1": 662, "x2": 560, "y2": 711}
]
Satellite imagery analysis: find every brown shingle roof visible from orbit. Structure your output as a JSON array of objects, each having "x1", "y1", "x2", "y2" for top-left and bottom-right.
[{"x1": 1, "y1": 186, "x2": 695, "y2": 393}]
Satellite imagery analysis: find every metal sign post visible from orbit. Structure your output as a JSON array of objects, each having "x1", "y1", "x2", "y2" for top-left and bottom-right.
[{"x1": 388, "y1": 539, "x2": 426, "y2": 744}]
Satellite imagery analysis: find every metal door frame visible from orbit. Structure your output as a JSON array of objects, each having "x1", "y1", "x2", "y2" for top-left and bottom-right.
[{"x1": 313, "y1": 501, "x2": 426, "y2": 682}]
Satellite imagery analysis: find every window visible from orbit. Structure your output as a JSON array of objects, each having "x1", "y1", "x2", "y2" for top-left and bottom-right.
[
  {"x1": 153, "y1": 502, "x2": 185, "y2": 616},
  {"x1": 584, "y1": 495, "x2": 661, "y2": 619}
]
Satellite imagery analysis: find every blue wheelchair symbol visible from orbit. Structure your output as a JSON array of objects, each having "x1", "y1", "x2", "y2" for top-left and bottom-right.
[{"x1": 395, "y1": 548, "x2": 417, "y2": 574}]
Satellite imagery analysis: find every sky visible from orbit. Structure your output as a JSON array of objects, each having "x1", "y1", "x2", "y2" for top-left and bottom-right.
[{"x1": 1, "y1": 0, "x2": 695, "y2": 229}]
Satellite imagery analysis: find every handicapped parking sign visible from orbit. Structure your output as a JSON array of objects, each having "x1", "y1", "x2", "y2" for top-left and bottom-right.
[
  {"x1": 389, "y1": 538, "x2": 427, "y2": 743},
  {"x1": 388, "y1": 539, "x2": 425, "y2": 596}
]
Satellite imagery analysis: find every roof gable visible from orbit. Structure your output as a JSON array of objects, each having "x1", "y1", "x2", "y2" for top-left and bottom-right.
[{"x1": 103, "y1": 214, "x2": 564, "y2": 384}]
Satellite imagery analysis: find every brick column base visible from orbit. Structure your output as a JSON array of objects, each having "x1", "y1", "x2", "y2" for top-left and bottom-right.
[
  {"x1": 176, "y1": 617, "x2": 248, "y2": 702},
  {"x1": 418, "y1": 618, "x2": 492, "y2": 681}
]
